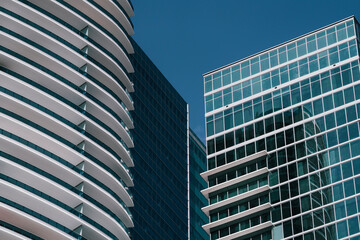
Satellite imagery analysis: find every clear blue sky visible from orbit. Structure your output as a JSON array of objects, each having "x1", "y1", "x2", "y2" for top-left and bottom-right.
[{"x1": 131, "y1": 0, "x2": 360, "y2": 143}]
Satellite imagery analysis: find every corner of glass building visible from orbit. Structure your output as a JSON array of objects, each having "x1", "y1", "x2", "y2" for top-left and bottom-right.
[{"x1": 201, "y1": 16, "x2": 360, "y2": 240}]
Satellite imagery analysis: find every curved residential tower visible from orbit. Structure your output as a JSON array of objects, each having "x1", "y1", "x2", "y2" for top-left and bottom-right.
[{"x1": 0, "y1": 0, "x2": 135, "y2": 239}]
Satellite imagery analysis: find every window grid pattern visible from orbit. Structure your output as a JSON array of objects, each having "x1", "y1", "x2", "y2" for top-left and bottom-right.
[
  {"x1": 271, "y1": 188, "x2": 360, "y2": 239},
  {"x1": 209, "y1": 176, "x2": 268, "y2": 205},
  {"x1": 210, "y1": 212, "x2": 271, "y2": 239},
  {"x1": 204, "y1": 19, "x2": 355, "y2": 95},
  {"x1": 211, "y1": 229, "x2": 272, "y2": 240},
  {"x1": 208, "y1": 158, "x2": 266, "y2": 187},
  {"x1": 206, "y1": 60, "x2": 360, "y2": 139},
  {"x1": 205, "y1": 39, "x2": 358, "y2": 113},
  {"x1": 207, "y1": 64, "x2": 360, "y2": 238},
  {"x1": 210, "y1": 194, "x2": 269, "y2": 222},
  {"x1": 203, "y1": 17, "x2": 360, "y2": 240},
  {"x1": 207, "y1": 87, "x2": 360, "y2": 170}
]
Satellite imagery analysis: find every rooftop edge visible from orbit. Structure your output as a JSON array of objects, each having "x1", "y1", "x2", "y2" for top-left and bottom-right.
[{"x1": 203, "y1": 15, "x2": 356, "y2": 77}]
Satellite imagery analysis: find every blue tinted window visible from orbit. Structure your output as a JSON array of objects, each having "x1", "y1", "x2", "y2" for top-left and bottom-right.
[
  {"x1": 311, "y1": 81, "x2": 321, "y2": 97},
  {"x1": 329, "y1": 148, "x2": 340, "y2": 164},
  {"x1": 313, "y1": 99, "x2": 323, "y2": 115},
  {"x1": 329, "y1": 51, "x2": 339, "y2": 65},
  {"x1": 342, "y1": 161, "x2": 353, "y2": 179},
  {"x1": 331, "y1": 166, "x2": 342, "y2": 183},
  {"x1": 333, "y1": 91, "x2": 344, "y2": 107},
  {"x1": 337, "y1": 126, "x2": 348, "y2": 143},
  {"x1": 232, "y1": 70, "x2": 240, "y2": 83},
  {"x1": 213, "y1": 77, "x2": 222, "y2": 89},
  {"x1": 344, "y1": 179, "x2": 355, "y2": 197},
  {"x1": 348, "y1": 123, "x2": 359, "y2": 139},
  {"x1": 321, "y1": 77, "x2": 331, "y2": 93},
  {"x1": 327, "y1": 130, "x2": 338, "y2": 147},
  {"x1": 323, "y1": 95, "x2": 333, "y2": 111},
  {"x1": 348, "y1": 217, "x2": 360, "y2": 235},
  {"x1": 337, "y1": 220, "x2": 348, "y2": 239},
  {"x1": 344, "y1": 87, "x2": 355, "y2": 104},
  {"x1": 351, "y1": 140, "x2": 360, "y2": 157},
  {"x1": 340, "y1": 144, "x2": 351, "y2": 161},
  {"x1": 335, "y1": 201, "x2": 346, "y2": 219},
  {"x1": 346, "y1": 105, "x2": 357, "y2": 122},
  {"x1": 333, "y1": 183, "x2": 344, "y2": 201},
  {"x1": 346, "y1": 198, "x2": 357, "y2": 216}
]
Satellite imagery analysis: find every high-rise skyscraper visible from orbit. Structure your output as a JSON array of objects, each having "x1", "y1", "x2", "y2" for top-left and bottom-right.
[
  {"x1": 129, "y1": 38, "x2": 211, "y2": 240},
  {"x1": 0, "y1": 1, "x2": 135, "y2": 239},
  {"x1": 189, "y1": 129, "x2": 209, "y2": 239},
  {"x1": 129, "y1": 38, "x2": 189, "y2": 240},
  {"x1": 202, "y1": 16, "x2": 360, "y2": 240}
]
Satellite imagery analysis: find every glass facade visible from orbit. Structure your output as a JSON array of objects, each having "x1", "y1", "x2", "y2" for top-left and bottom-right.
[
  {"x1": 129, "y1": 38, "x2": 189, "y2": 240},
  {"x1": 189, "y1": 129, "x2": 209, "y2": 240},
  {"x1": 202, "y1": 16, "x2": 360, "y2": 240}
]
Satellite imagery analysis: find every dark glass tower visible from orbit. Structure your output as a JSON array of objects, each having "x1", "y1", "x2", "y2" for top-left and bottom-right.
[
  {"x1": 202, "y1": 16, "x2": 360, "y2": 240},
  {"x1": 189, "y1": 129, "x2": 209, "y2": 239},
  {"x1": 129, "y1": 38, "x2": 188, "y2": 240}
]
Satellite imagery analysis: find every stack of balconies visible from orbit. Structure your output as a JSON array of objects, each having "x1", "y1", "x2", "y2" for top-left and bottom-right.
[
  {"x1": 201, "y1": 151, "x2": 272, "y2": 240},
  {"x1": 0, "y1": 0, "x2": 135, "y2": 239}
]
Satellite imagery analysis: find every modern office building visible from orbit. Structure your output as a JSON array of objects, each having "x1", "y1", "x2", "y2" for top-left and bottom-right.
[
  {"x1": 0, "y1": 1, "x2": 135, "y2": 239},
  {"x1": 129, "y1": 38, "x2": 189, "y2": 240},
  {"x1": 189, "y1": 129, "x2": 210, "y2": 239},
  {"x1": 201, "y1": 16, "x2": 360, "y2": 240}
]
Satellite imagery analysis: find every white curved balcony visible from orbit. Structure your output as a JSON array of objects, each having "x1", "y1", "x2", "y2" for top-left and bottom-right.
[
  {"x1": 0, "y1": 179, "x2": 122, "y2": 240},
  {"x1": 0, "y1": 10, "x2": 135, "y2": 120},
  {"x1": 0, "y1": 113, "x2": 134, "y2": 211},
  {"x1": 0, "y1": 203, "x2": 74, "y2": 240},
  {"x1": 0, "y1": 69, "x2": 134, "y2": 181},
  {"x1": 0, "y1": 135, "x2": 133, "y2": 229},
  {"x1": 0, "y1": 51, "x2": 134, "y2": 165},
  {"x1": 0, "y1": 28, "x2": 134, "y2": 120},
  {"x1": 0, "y1": 90, "x2": 132, "y2": 189},
  {"x1": 1, "y1": 0, "x2": 135, "y2": 95},
  {"x1": 24, "y1": 0, "x2": 135, "y2": 75},
  {"x1": 0, "y1": 226, "x2": 32, "y2": 240},
  {"x1": 0, "y1": 152, "x2": 133, "y2": 229},
  {"x1": 62, "y1": 0, "x2": 134, "y2": 53},
  {"x1": 92, "y1": 0, "x2": 134, "y2": 35},
  {"x1": 0, "y1": 65, "x2": 133, "y2": 152},
  {"x1": 116, "y1": 0, "x2": 134, "y2": 17}
]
